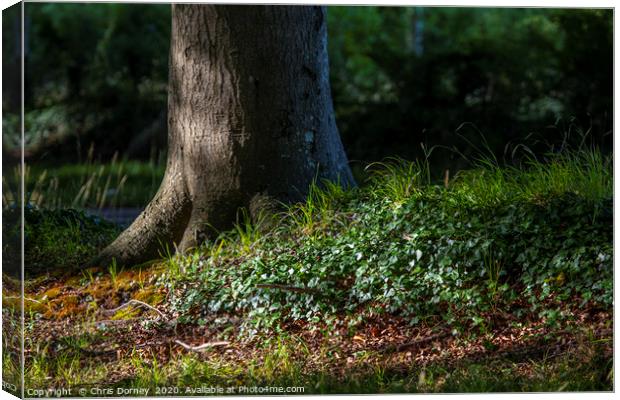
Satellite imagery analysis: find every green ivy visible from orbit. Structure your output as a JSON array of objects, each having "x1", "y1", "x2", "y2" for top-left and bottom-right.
[{"x1": 165, "y1": 177, "x2": 612, "y2": 334}]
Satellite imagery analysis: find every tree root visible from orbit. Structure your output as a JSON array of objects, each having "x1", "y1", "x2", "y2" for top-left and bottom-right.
[{"x1": 90, "y1": 172, "x2": 191, "y2": 268}]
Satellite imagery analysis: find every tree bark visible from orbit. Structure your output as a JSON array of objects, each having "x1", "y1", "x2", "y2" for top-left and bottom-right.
[{"x1": 94, "y1": 4, "x2": 355, "y2": 267}]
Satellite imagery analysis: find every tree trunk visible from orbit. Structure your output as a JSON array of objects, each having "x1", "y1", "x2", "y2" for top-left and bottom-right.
[{"x1": 94, "y1": 4, "x2": 355, "y2": 267}]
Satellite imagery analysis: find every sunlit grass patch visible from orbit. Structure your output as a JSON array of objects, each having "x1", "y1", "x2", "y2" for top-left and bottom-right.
[
  {"x1": 3, "y1": 150, "x2": 164, "y2": 210},
  {"x1": 450, "y1": 147, "x2": 612, "y2": 207},
  {"x1": 286, "y1": 179, "x2": 352, "y2": 240}
]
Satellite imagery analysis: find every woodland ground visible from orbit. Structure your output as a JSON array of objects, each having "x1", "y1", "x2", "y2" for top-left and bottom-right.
[{"x1": 1, "y1": 148, "x2": 613, "y2": 394}]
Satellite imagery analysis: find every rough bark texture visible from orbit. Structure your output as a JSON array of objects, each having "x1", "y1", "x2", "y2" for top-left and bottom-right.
[{"x1": 95, "y1": 4, "x2": 355, "y2": 267}]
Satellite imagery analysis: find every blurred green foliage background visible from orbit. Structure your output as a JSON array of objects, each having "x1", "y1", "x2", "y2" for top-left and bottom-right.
[{"x1": 2, "y1": 4, "x2": 613, "y2": 168}]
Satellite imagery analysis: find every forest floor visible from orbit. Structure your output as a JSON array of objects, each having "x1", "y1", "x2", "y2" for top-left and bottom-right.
[
  {"x1": 2, "y1": 267, "x2": 613, "y2": 394},
  {"x1": 2, "y1": 149, "x2": 614, "y2": 394}
]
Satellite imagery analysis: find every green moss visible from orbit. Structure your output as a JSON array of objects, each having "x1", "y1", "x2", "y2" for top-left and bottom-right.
[{"x1": 2, "y1": 207, "x2": 120, "y2": 276}]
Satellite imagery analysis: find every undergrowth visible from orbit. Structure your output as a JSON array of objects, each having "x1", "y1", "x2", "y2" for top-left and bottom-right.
[
  {"x1": 6, "y1": 146, "x2": 613, "y2": 394},
  {"x1": 161, "y1": 148, "x2": 612, "y2": 334}
]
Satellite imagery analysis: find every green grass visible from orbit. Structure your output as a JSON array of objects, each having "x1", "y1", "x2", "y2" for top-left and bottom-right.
[
  {"x1": 450, "y1": 147, "x2": 612, "y2": 207},
  {"x1": 17, "y1": 322, "x2": 610, "y2": 394},
  {"x1": 108, "y1": 258, "x2": 123, "y2": 289},
  {"x1": 21, "y1": 336, "x2": 610, "y2": 394},
  {"x1": 3, "y1": 155, "x2": 164, "y2": 210},
  {"x1": 365, "y1": 151, "x2": 433, "y2": 203},
  {"x1": 286, "y1": 179, "x2": 351, "y2": 240},
  {"x1": 229, "y1": 208, "x2": 268, "y2": 253}
]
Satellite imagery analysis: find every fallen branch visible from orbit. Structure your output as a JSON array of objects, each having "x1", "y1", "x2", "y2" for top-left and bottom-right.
[
  {"x1": 174, "y1": 340, "x2": 230, "y2": 351},
  {"x1": 255, "y1": 284, "x2": 316, "y2": 294},
  {"x1": 101, "y1": 299, "x2": 165, "y2": 320}
]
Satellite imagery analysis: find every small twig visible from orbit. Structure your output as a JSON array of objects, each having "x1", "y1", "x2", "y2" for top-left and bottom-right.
[
  {"x1": 4, "y1": 296, "x2": 44, "y2": 304},
  {"x1": 134, "y1": 340, "x2": 171, "y2": 349},
  {"x1": 101, "y1": 299, "x2": 165, "y2": 320},
  {"x1": 174, "y1": 340, "x2": 230, "y2": 351},
  {"x1": 255, "y1": 283, "x2": 316, "y2": 294}
]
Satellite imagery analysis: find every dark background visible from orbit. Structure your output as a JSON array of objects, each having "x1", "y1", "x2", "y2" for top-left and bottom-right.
[{"x1": 3, "y1": 4, "x2": 613, "y2": 176}]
